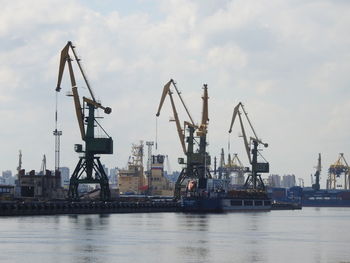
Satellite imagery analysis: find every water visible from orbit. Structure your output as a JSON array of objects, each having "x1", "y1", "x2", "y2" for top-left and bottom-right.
[{"x1": 0, "y1": 207, "x2": 349, "y2": 263}]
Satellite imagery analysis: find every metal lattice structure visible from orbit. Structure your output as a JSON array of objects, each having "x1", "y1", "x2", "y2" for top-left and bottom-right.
[{"x1": 327, "y1": 153, "x2": 350, "y2": 190}]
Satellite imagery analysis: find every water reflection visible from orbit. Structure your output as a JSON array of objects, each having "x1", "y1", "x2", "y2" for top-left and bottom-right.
[
  {"x1": 1, "y1": 209, "x2": 350, "y2": 263},
  {"x1": 243, "y1": 213, "x2": 266, "y2": 263},
  {"x1": 67, "y1": 214, "x2": 111, "y2": 263},
  {"x1": 182, "y1": 214, "x2": 209, "y2": 231},
  {"x1": 68, "y1": 214, "x2": 110, "y2": 228},
  {"x1": 177, "y1": 214, "x2": 210, "y2": 262}
]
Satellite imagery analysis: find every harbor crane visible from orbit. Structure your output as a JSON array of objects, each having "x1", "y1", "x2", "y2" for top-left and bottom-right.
[
  {"x1": 156, "y1": 79, "x2": 211, "y2": 199},
  {"x1": 327, "y1": 153, "x2": 350, "y2": 190},
  {"x1": 228, "y1": 102, "x2": 269, "y2": 191},
  {"x1": 56, "y1": 41, "x2": 113, "y2": 200}
]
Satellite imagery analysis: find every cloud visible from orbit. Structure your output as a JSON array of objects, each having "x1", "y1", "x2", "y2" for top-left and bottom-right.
[{"x1": 0, "y1": 0, "x2": 349, "y2": 188}]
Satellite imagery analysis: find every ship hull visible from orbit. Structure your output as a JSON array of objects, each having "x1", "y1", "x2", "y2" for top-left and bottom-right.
[
  {"x1": 302, "y1": 201, "x2": 350, "y2": 207},
  {"x1": 269, "y1": 186, "x2": 350, "y2": 207},
  {"x1": 181, "y1": 197, "x2": 271, "y2": 212}
]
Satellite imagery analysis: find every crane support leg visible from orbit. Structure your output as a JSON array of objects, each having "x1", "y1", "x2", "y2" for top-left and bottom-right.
[
  {"x1": 174, "y1": 168, "x2": 187, "y2": 199},
  {"x1": 68, "y1": 158, "x2": 84, "y2": 200},
  {"x1": 68, "y1": 157, "x2": 111, "y2": 200},
  {"x1": 96, "y1": 157, "x2": 111, "y2": 200}
]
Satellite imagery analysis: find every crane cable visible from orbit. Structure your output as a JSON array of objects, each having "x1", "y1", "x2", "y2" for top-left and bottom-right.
[
  {"x1": 155, "y1": 117, "x2": 158, "y2": 152},
  {"x1": 228, "y1": 133, "x2": 231, "y2": 155},
  {"x1": 55, "y1": 91, "x2": 58, "y2": 130},
  {"x1": 54, "y1": 91, "x2": 59, "y2": 172}
]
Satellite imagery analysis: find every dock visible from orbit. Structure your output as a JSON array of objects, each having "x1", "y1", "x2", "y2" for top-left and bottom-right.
[{"x1": 0, "y1": 200, "x2": 180, "y2": 216}]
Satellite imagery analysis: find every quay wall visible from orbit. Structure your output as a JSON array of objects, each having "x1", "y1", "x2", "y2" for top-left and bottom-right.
[{"x1": 0, "y1": 200, "x2": 180, "y2": 216}]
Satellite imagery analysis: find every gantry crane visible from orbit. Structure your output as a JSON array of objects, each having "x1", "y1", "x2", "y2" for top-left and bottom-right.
[
  {"x1": 327, "y1": 153, "x2": 350, "y2": 190},
  {"x1": 218, "y1": 149, "x2": 246, "y2": 184},
  {"x1": 228, "y1": 102, "x2": 269, "y2": 191},
  {"x1": 56, "y1": 41, "x2": 113, "y2": 200},
  {"x1": 156, "y1": 79, "x2": 211, "y2": 199}
]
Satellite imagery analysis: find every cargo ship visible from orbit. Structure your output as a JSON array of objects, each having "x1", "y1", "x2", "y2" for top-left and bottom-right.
[
  {"x1": 269, "y1": 154, "x2": 350, "y2": 207},
  {"x1": 269, "y1": 186, "x2": 350, "y2": 207},
  {"x1": 302, "y1": 187, "x2": 350, "y2": 207},
  {"x1": 181, "y1": 178, "x2": 271, "y2": 212}
]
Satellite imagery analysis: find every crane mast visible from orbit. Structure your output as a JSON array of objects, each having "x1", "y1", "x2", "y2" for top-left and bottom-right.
[
  {"x1": 156, "y1": 80, "x2": 211, "y2": 199},
  {"x1": 312, "y1": 153, "x2": 321, "y2": 191},
  {"x1": 55, "y1": 41, "x2": 113, "y2": 200}
]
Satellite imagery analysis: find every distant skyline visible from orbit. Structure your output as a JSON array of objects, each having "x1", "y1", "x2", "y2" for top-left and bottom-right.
[{"x1": 1, "y1": 0, "x2": 350, "y2": 188}]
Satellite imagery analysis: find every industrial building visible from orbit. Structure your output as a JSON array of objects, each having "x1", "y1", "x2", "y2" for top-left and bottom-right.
[{"x1": 18, "y1": 169, "x2": 63, "y2": 199}]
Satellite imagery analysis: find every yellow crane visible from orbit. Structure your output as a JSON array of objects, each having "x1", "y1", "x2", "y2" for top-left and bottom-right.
[{"x1": 327, "y1": 153, "x2": 350, "y2": 190}]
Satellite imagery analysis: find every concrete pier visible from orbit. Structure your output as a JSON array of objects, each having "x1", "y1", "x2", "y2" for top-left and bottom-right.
[{"x1": 0, "y1": 200, "x2": 180, "y2": 216}]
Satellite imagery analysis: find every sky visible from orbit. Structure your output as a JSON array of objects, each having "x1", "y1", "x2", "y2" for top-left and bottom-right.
[{"x1": 0, "y1": 0, "x2": 349, "y2": 188}]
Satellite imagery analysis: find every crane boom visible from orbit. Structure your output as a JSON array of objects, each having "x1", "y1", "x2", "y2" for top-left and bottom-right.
[
  {"x1": 240, "y1": 104, "x2": 259, "y2": 140},
  {"x1": 172, "y1": 80, "x2": 195, "y2": 126},
  {"x1": 156, "y1": 80, "x2": 172, "y2": 117},
  {"x1": 228, "y1": 102, "x2": 240, "y2": 133},
  {"x1": 69, "y1": 42, "x2": 96, "y2": 102},
  {"x1": 156, "y1": 80, "x2": 186, "y2": 154},
  {"x1": 237, "y1": 109, "x2": 252, "y2": 164},
  {"x1": 168, "y1": 89, "x2": 186, "y2": 154},
  {"x1": 55, "y1": 41, "x2": 111, "y2": 141},
  {"x1": 56, "y1": 43, "x2": 85, "y2": 140}
]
